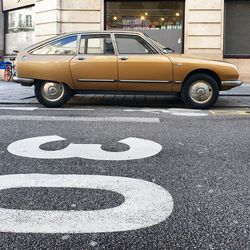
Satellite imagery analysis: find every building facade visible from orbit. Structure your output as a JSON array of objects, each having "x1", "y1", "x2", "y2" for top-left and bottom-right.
[
  {"x1": 0, "y1": 1, "x2": 3, "y2": 55},
  {"x1": 1, "y1": 0, "x2": 249, "y2": 81}
]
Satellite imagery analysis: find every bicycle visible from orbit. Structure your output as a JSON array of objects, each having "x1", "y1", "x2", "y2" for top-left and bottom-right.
[{"x1": 4, "y1": 57, "x2": 16, "y2": 82}]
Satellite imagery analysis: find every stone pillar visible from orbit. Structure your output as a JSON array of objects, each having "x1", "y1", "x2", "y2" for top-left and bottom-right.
[
  {"x1": 60, "y1": 0, "x2": 102, "y2": 33},
  {"x1": 35, "y1": 0, "x2": 102, "y2": 43},
  {"x1": 184, "y1": 0, "x2": 224, "y2": 60},
  {"x1": 0, "y1": 0, "x2": 4, "y2": 55},
  {"x1": 35, "y1": 0, "x2": 60, "y2": 42}
]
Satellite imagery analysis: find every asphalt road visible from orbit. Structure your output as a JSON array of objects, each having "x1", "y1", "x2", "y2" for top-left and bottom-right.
[{"x1": 0, "y1": 104, "x2": 249, "y2": 250}]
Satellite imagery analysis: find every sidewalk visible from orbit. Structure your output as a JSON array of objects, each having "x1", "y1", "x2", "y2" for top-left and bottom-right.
[
  {"x1": 0, "y1": 81, "x2": 35, "y2": 104},
  {"x1": 0, "y1": 80, "x2": 250, "y2": 106}
]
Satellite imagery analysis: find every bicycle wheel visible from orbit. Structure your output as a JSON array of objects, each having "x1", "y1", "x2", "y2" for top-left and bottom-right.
[{"x1": 4, "y1": 66, "x2": 12, "y2": 82}]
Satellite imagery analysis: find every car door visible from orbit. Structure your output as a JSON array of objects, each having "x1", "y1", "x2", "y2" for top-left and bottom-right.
[
  {"x1": 70, "y1": 34, "x2": 118, "y2": 91},
  {"x1": 115, "y1": 34, "x2": 173, "y2": 92}
]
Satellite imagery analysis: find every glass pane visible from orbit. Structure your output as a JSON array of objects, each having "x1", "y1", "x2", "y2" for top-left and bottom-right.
[
  {"x1": 32, "y1": 36, "x2": 77, "y2": 55},
  {"x1": 225, "y1": 1, "x2": 250, "y2": 56},
  {"x1": 7, "y1": 7, "x2": 35, "y2": 33},
  {"x1": 79, "y1": 38, "x2": 86, "y2": 54},
  {"x1": 106, "y1": 1, "x2": 184, "y2": 53},
  {"x1": 115, "y1": 35, "x2": 152, "y2": 54},
  {"x1": 80, "y1": 35, "x2": 114, "y2": 54},
  {"x1": 106, "y1": 1, "x2": 183, "y2": 31}
]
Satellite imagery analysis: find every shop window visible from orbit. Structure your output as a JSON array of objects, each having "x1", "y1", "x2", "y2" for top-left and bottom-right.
[
  {"x1": 105, "y1": 1, "x2": 183, "y2": 31},
  {"x1": 105, "y1": 1, "x2": 184, "y2": 53},
  {"x1": 80, "y1": 35, "x2": 114, "y2": 55},
  {"x1": 6, "y1": 7, "x2": 34, "y2": 33},
  {"x1": 31, "y1": 36, "x2": 78, "y2": 55},
  {"x1": 5, "y1": 6, "x2": 35, "y2": 54},
  {"x1": 225, "y1": 0, "x2": 250, "y2": 57}
]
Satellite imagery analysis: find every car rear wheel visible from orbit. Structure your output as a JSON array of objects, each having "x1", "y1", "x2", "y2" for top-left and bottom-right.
[
  {"x1": 35, "y1": 81, "x2": 72, "y2": 108},
  {"x1": 181, "y1": 74, "x2": 219, "y2": 109}
]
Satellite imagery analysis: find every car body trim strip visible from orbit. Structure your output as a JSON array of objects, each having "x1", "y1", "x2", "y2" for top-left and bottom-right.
[
  {"x1": 78, "y1": 79, "x2": 117, "y2": 82},
  {"x1": 119, "y1": 80, "x2": 171, "y2": 83}
]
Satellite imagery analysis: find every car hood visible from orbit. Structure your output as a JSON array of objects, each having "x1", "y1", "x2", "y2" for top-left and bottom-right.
[{"x1": 167, "y1": 54, "x2": 236, "y2": 68}]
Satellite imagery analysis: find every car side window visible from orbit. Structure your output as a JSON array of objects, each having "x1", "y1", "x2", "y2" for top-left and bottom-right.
[
  {"x1": 115, "y1": 34, "x2": 154, "y2": 54},
  {"x1": 31, "y1": 35, "x2": 77, "y2": 55},
  {"x1": 79, "y1": 35, "x2": 115, "y2": 55}
]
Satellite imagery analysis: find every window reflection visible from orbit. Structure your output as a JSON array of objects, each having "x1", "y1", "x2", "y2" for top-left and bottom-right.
[
  {"x1": 106, "y1": 1, "x2": 183, "y2": 30},
  {"x1": 7, "y1": 7, "x2": 35, "y2": 33}
]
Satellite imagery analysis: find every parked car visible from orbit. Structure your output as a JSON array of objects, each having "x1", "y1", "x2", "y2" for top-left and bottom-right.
[{"x1": 13, "y1": 31, "x2": 242, "y2": 108}]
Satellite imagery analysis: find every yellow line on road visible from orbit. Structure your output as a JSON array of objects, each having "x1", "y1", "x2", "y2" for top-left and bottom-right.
[{"x1": 209, "y1": 110, "x2": 250, "y2": 116}]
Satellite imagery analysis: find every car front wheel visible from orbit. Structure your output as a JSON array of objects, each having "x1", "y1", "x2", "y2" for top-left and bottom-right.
[
  {"x1": 35, "y1": 81, "x2": 72, "y2": 108},
  {"x1": 181, "y1": 74, "x2": 219, "y2": 109}
]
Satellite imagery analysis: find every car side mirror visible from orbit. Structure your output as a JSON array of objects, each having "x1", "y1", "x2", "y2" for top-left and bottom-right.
[{"x1": 162, "y1": 48, "x2": 175, "y2": 54}]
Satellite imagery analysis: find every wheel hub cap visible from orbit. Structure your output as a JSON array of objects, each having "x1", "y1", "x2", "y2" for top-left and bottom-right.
[
  {"x1": 41, "y1": 82, "x2": 64, "y2": 102},
  {"x1": 48, "y1": 86, "x2": 57, "y2": 96},
  {"x1": 189, "y1": 81, "x2": 213, "y2": 104}
]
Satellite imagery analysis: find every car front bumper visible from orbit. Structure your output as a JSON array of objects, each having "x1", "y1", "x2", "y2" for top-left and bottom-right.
[
  {"x1": 221, "y1": 80, "x2": 242, "y2": 91},
  {"x1": 13, "y1": 76, "x2": 34, "y2": 86}
]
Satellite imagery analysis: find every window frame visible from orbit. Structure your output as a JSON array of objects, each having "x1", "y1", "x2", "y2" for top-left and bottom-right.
[
  {"x1": 78, "y1": 34, "x2": 115, "y2": 56},
  {"x1": 114, "y1": 33, "x2": 159, "y2": 55},
  {"x1": 29, "y1": 35, "x2": 78, "y2": 56},
  {"x1": 224, "y1": 0, "x2": 250, "y2": 58}
]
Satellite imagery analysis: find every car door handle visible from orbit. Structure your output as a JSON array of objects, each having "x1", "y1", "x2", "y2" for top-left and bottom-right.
[
  {"x1": 76, "y1": 56, "x2": 87, "y2": 61},
  {"x1": 118, "y1": 56, "x2": 129, "y2": 61}
]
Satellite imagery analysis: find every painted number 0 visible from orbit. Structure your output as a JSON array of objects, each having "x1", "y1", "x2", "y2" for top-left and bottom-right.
[
  {"x1": 0, "y1": 174, "x2": 173, "y2": 234},
  {"x1": 2, "y1": 136, "x2": 173, "y2": 234}
]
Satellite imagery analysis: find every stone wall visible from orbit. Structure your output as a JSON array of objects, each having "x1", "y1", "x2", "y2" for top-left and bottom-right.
[
  {"x1": 35, "y1": 0, "x2": 102, "y2": 42},
  {"x1": 0, "y1": 0, "x2": 4, "y2": 55},
  {"x1": 185, "y1": 0, "x2": 224, "y2": 60}
]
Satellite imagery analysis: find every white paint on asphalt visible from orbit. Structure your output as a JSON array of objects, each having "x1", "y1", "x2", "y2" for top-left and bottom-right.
[
  {"x1": 124, "y1": 108, "x2": 208, "y2": 117},
  {"x1": 170, "y1": 112, "x2": 208, "y2": 117},
  {"x1": 0, "y1": 115, "x2": 160, "y2": 123},
  {"x1": 8, "y1": 135, "x2": 162, "y2": 160},
  {"x1": 0, "y1": 174, "x2": 173, "y2": 233},
  {"x1": 0, "y1": 107, "x2": 95, "y2": 111},
  {"x1": 0, "y1": 107, "x2": 38, "y2": 111}
]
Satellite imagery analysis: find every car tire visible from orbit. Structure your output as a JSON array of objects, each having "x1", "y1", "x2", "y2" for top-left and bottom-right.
[
  {"x1": 35, "y1": 81, "x2": 72, "y2": 108},
  {"x1": 181, "y1": 74, "x2": 219, "y2": 109}
]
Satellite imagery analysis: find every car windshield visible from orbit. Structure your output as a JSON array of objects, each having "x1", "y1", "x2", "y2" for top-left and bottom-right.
[{"x1": 144, "y1": 34, "x2": 173, "y2": 54}]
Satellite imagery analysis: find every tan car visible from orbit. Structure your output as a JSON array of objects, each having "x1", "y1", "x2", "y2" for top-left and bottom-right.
[{"x1": 14, "y1": 31, "x2": 242, "y2": 108}]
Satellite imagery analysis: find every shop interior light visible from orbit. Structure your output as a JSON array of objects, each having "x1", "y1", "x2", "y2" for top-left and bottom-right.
[
  {"x1": 161, "y1": 17, "x2": 165, "y2": 21},
  {"x1": 141, "y1": 16, "x2": 145, "y2": 20},
  {"x1": 113, "y1": 16, "x2": 118, "y2": 21},
  {"x1": 145, "y1": 12, "x2": 148, "y2": 16},
  {"x1": 176, "y1": 12, "x2": 180, "y2": 17}
]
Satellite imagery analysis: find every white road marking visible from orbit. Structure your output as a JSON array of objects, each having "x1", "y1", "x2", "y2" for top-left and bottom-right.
[
  {"x1": 8, "y1": 136, "x2": 162, "y2": 160},
  {"x1": 170, "y1": 112, "x2": 208, "y2": 117},
  {"x1": 0, "y1": 115, "x2": 160, "y2": 123},
  {"x1": 0, "y1": 174, "x2": 173, "y2": 233},
  {"x1": 0, "y1": 107, "x2": 38, "y2": 111},
  {"x1": 40, "y1": 108, "x2": 95, "y2": 111},
  {"x1": 124, "y1": 108, "x2": 208, "y2": 117},
  {"x1": 0, "y1": 107, "x2": 95, "y2": 111}
]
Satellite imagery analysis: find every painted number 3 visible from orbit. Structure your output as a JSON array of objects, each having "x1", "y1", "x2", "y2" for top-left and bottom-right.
[{"x1": 2, "y1": 136, "x2": 174, "y2": 234}]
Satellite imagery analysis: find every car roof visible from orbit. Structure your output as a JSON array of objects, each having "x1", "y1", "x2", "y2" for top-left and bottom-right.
[
  {"x1": 63, "y1": 30, "x2": 145, "y2": 36},
  {"x1": 24, "y1": 30, "x2": 148, "y2": 52}
]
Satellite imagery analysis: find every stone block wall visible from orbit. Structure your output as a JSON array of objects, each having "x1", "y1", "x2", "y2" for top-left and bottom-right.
[
  {"x1": 184, "y1": 0, "x2": 224, "y2": 60},
  {"x1": 35, "y1": 0, "x2": 102, "y2": 42},
  {"x1": 0, "y1": 0, "x2": 4, "y2": 55}
]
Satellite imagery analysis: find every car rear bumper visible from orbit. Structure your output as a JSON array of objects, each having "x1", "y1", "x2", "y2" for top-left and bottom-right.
[
  {"x1": 221, "y1": 80, "x2": 242, "y2": 90},
  {"x1": 13, "y1": 76, "x2": 34, "y2": 86}
]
